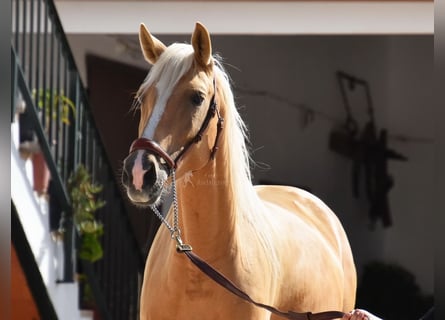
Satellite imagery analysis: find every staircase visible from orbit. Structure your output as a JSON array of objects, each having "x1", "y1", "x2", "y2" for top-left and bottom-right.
[{"x1": 11, "y1": 0, "x2": 144, "y2": 319}]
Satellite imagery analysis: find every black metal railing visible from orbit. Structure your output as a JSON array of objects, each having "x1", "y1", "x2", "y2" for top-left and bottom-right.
[{"x1": 11, "y1": 0, "x2": 144, "y2": 319}]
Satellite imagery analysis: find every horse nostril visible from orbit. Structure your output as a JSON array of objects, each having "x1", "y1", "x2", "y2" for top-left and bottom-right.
[{"x1": 143, "y1": 161, "x2": 157, "y2": 188}]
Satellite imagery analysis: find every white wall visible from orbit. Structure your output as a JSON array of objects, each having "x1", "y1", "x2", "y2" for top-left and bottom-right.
[
  {"x1": 11, "y1": 119, "x2": 92, "y2": 320},
  {"x1": 54, "y1": 1, "x2": 433, "y2": 35},
  {"x1": 67, "y1": 33, "x2": 433, "y2": 294}
]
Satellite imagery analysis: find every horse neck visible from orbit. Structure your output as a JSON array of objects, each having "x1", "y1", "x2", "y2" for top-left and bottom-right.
[{"x1": 176, "y1": 149, "x2": 238, "y2": 262}]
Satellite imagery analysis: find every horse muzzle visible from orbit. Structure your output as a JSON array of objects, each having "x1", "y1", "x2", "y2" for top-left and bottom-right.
[{"x1": 122, "y1": 143, "x2": 170, "y2": 205}]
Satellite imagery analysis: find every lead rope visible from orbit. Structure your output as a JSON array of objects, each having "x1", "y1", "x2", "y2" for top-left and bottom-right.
[{"x1": 148, "y1": 170, "x2": 345, "y2": 320}]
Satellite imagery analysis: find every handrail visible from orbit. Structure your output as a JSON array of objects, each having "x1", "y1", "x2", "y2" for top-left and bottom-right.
[
  {"x1": 12, "y1": 0, "x2": 144, "y2": 319},
  {"x1": 12, "y1": 47, "x2": 76, "y2": 284}
]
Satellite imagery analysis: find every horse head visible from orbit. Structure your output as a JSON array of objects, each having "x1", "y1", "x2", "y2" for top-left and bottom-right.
[{"x1": 122, "y1": 22, "x2": 221, "y2": 206}]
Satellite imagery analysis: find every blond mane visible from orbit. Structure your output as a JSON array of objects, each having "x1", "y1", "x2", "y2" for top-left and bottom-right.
[
  {"x1": 213, "y1": 59, "x2": 279, "y2": 275},
  {"x1": 137, "y1": 46, "x2": 278, "y2": 273}
]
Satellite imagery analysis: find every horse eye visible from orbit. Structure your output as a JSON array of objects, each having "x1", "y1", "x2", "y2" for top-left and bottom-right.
[{"x1": 191, "y1": 92, "x2": 205, "y2": 106}]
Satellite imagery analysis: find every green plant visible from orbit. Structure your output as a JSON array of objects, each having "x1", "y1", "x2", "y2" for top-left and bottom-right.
[
  {"x1": 68, "y1": 165, "x2": 106, "y2": 262},
  {"x1": 32, "y1": 88, "x2": 76, "y2": 126}
]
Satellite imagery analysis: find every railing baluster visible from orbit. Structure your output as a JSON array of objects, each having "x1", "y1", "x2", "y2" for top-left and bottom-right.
[
  {"x1": 35, "y1": 0, "x2": 42, "y2": 108},
  {"x1": 92, "y1": 138, "x2": 97, "y2": 183},
  {"x1": 12, "y1": 50, "x2": 18, "y2": 121},
  {"x1": 48, "y1": 24, "x2": 55, "y2": 150},
  {"x1": 14, "y1": 0, "x2": 20, "y2": 51},
  {"x1": 42, "y1": 0, "x2": 48, "y2": 129},
  {"x1": 21, "y1": 0, "x2": 27, "y2": 77},
  {"x1": 84, "y1": 119, "x2": 90, "y2": 171},
  {"x1": 78, "y1": 102, "x2": 84, "y2": 166},
  {"x1": 55, "y1": 36, "x2": 61, "y2": 166},
  {"x1": 29, "y1": 0, "x2": 34, "y2": 90},
  {"x1": 75, "y1": 77, "x2": 82, "y2": 168},
  {"x1": 62, "y1": 55, "x2": 68, "y2": 181}
]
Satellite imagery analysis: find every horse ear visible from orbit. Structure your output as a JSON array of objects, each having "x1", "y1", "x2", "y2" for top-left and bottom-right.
[
  {"x1": 139, "y1": 23, "x2": 166, "y2": 65},
  {"x1": 191, "y1": 22, "x2": 212, "y2": 67}
]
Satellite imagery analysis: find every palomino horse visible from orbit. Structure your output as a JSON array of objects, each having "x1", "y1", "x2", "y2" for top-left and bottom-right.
[{"x1": 121, "y1": 22, "x2": 357, "y2": 320}]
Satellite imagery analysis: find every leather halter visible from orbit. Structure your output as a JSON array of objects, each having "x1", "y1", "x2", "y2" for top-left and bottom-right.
[{"x1": 129, "y1": 78, "x2": 224, "y2": 169}]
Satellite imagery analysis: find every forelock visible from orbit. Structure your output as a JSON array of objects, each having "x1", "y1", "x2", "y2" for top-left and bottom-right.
[{"x1": 137, "y1": 43, "x2": 195, "y2": 99}]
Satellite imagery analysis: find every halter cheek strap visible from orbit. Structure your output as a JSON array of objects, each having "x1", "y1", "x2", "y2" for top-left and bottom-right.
[{"x1": 129, "y1": 78, "x2": 223, "y2": 169}]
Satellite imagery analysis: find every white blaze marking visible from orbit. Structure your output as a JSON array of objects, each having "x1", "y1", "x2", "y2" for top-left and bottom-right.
[
  {"x1": 132, "y1": 150, "x2": 147, "y2": 191},
  {"x1": 138, "y1": 44, "x2": 195, "y2": 139},
  {"x1": 142, "y1": 90, "x2": 168, "y2": 139}
]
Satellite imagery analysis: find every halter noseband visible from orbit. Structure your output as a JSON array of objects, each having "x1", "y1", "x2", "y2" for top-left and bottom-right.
[{"x1": 129, "y1": 78, "x2": 224, "y2": 169}]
